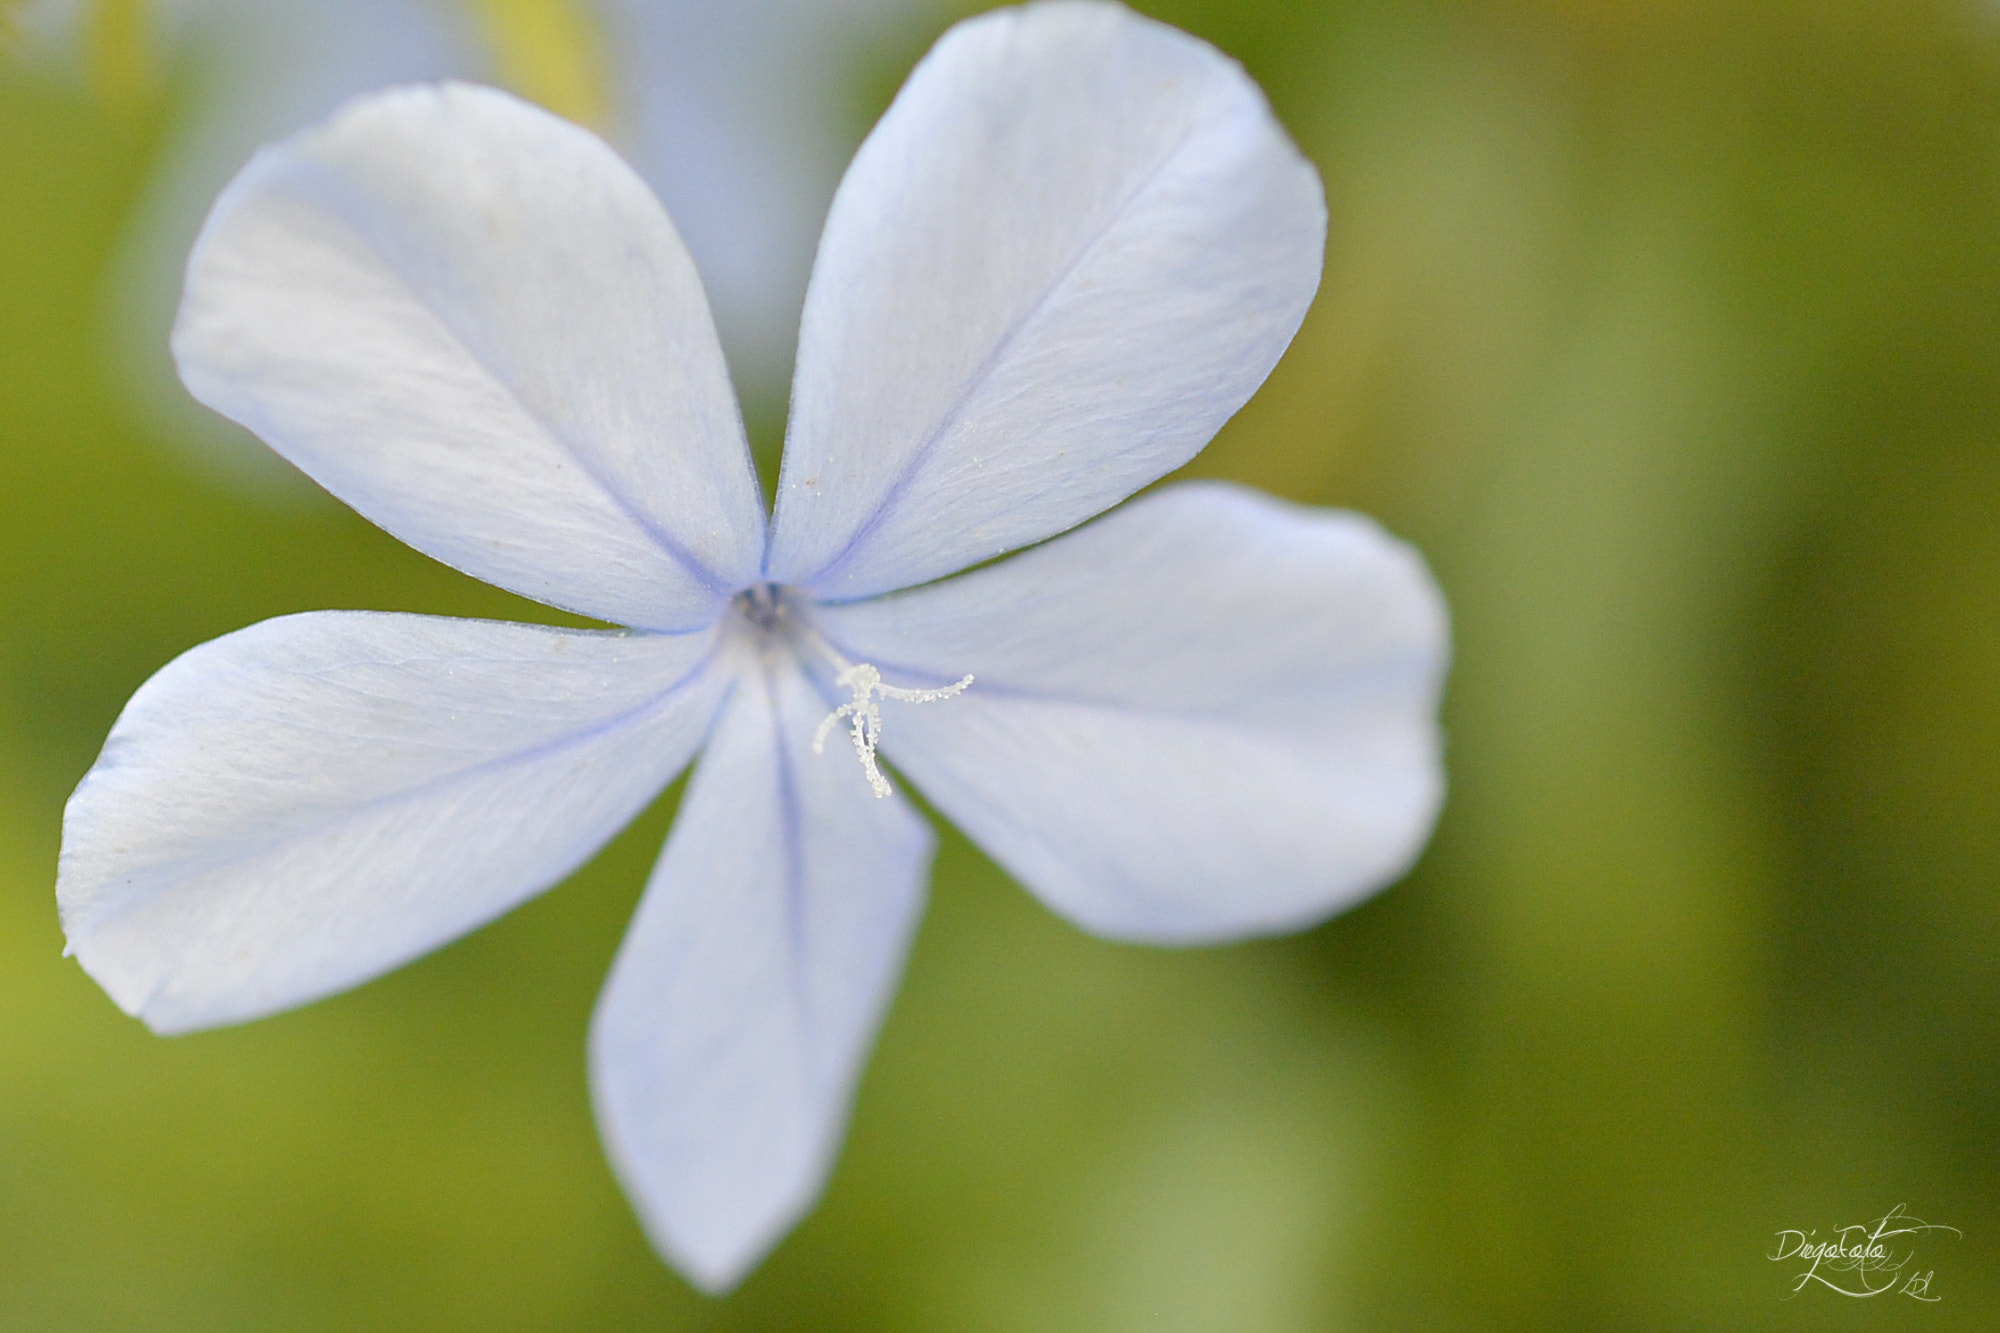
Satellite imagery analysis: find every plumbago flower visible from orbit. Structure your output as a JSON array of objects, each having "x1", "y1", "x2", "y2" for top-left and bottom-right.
[{"x1": 58, "y1": 0, "x2": 1448, "y2": 1292}]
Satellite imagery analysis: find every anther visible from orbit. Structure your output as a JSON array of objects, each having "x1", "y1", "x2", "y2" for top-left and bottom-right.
[
  {"x1": 739, "y1": 583, "x2": 785, "y2": 631},
  {"x1": 813, "y1": 662, "x2": 973, "y2": 798}
]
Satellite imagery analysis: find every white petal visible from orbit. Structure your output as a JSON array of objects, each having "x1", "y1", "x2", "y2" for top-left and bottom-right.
[
  {"x1": 59, "y1": 612, "x2": 728, "y2": 1034},
  {"x1": 591, "y1": 652, "x2": 933, "y2": 1292},
  {"x1": 174, "y1": 82, "x2": 764, "y2": 629},
  {"x1": 813, "y1": 482, "x2": 1448, "y2": 942},
  {"x1": 26, "y1": 0, "x2": 489, "y2": 489},
  {"x1": 766, "y1": 1, "x2": 1326, "y2": 599},
  {"x1": 597, "y1": 0, "x2": 929, "y2": 407}
]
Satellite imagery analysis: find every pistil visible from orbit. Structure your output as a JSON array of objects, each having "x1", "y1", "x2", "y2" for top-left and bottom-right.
[{"x1": 812, "y1": 662, "x2": 973, "y2": 798}]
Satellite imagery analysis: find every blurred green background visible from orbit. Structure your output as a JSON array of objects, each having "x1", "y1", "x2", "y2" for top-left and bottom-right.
[{"x1": 2, "y1": 0, "x2": 1998, "y2": 1327}]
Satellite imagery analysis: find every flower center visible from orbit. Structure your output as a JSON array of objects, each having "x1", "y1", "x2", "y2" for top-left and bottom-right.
[{"x1": 732, "y1": 585, "x2": 972, "y2": 798}]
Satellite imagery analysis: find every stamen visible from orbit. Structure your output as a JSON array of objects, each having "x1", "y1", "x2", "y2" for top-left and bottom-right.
[{"x1": 812, "y1": 662, "x2": 973, "y2": 798}]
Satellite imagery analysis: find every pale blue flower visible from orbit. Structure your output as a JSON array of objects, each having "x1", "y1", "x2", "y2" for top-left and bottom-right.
[{"x1": 58, "y1": 1, "x2": 1448, "y2": 1290}]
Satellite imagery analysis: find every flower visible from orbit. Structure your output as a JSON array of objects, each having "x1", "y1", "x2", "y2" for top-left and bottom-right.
[
  {"x1": 9, "y1": 0, "x2": 926, "y2": 479},
  {"x1": 57, "y1": 0, "x2": 1449, "y2": 1292}
]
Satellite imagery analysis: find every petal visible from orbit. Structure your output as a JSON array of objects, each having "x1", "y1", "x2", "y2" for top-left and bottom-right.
[
  {"x1": 59, "y1": 612, "x2": 728, "y2": 1034},
  {"x1": 813, "y1": 482, "x2": 1448, "y2": 942},
  {"x1": 590, "y1": 651, "x2": 933, "y2": 1292},
  {"x1": 766, "y1": 1, "x2": 1326, "y2": 599},
  {"x1": 597, "y1": 0, "x2": 929, "y2": 406},
  {"x1": 174, "y1": 82, "x2": 764, "y2": 629},
  {"x1": 40, "y1": 0, "x2": 488, "y2": 488}
]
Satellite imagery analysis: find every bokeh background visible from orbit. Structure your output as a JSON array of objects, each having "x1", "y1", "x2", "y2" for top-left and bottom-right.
[{"x1": 2, "y1": 0, "x2": 1997, "y2": 1327}]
